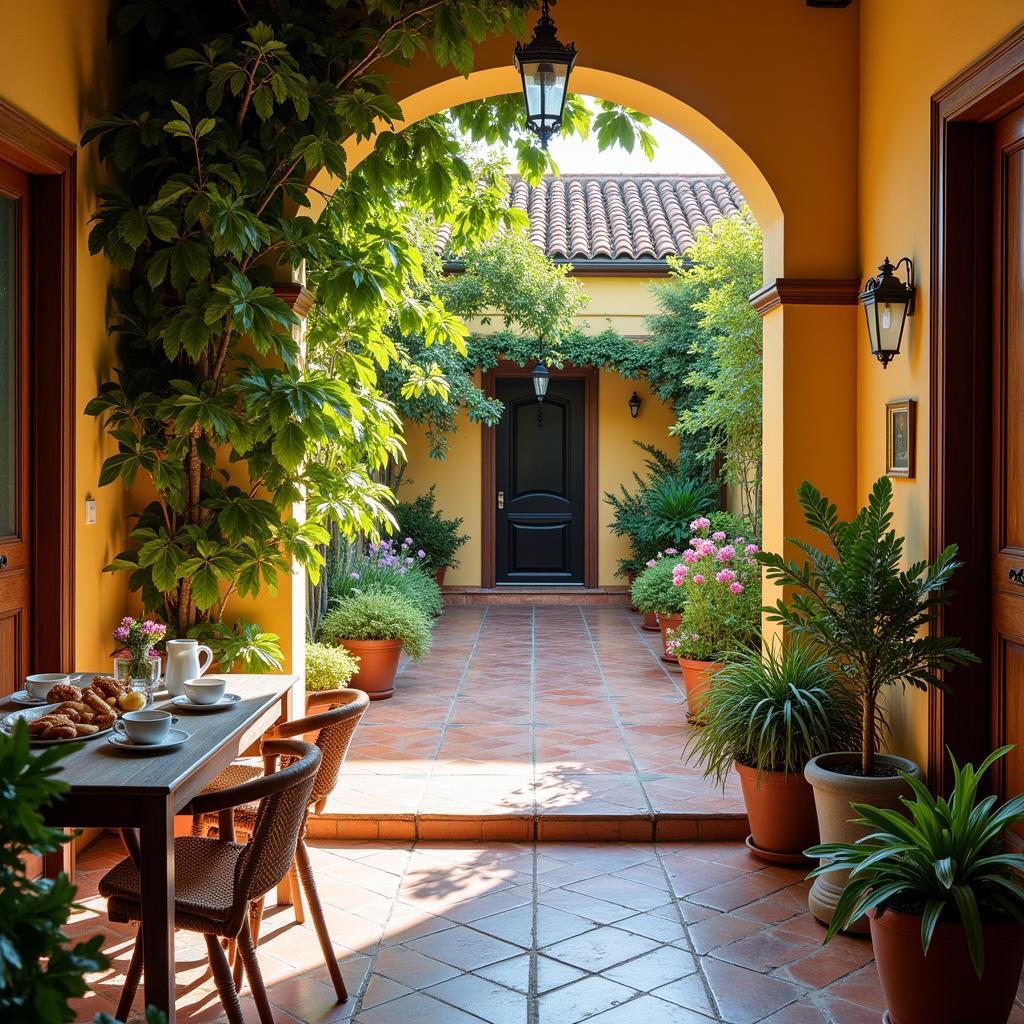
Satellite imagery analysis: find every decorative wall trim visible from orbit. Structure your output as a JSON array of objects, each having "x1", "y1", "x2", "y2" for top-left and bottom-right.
[
  {"x1": 273, "y1": 282, "x2": 315, "y2": 319},
  {"x1": 749, "y1": 277, "x2": 861, "y2": 316},
  {"x1": 0, "y1": 99, "x2": 76, "y2": 673}
]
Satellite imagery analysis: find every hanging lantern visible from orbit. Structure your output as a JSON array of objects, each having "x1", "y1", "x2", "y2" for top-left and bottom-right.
[
  {"x1": 513, "y1": 0, "x2": 577, "y2": 150},
  {"x1": 859, "y1": 257, "x2": 915, "y2": 368},
  {"x1": 628, "y1": 392, "x2": 642, "y2": 418},
  {"x1": 531, "y1": 361, "x2": 550, "y2": 401}
]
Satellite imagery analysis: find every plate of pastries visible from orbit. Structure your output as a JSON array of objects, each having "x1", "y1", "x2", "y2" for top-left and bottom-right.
[{"x1": 1, "y1": 676, "x2": 148, "y2": 744}]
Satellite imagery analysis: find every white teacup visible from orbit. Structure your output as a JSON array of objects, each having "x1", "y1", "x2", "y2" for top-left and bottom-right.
[
  {"x1": 113, "y1": 709, "x2": 172, "y2": 745},
  {"x1": 184, "y1": 677, "x2": 227, "y2": 706},
  {"x1": 26, "y1": 673, "x2": 71, "y2": 701}
]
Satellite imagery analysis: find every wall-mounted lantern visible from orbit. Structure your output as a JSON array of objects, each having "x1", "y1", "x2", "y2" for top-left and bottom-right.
[
  {"x1": 628, "y1": 392, "x2": 642, "y2": 418},
  {"x1": 859, "y1": 257, "x2": 915, "y2": 369},
  {"x1": 531, "y1": 361, "x2": 550, "y2": 402},
  {"x1": 513, "y1": 0, "x2": 577, "y2": 150}
]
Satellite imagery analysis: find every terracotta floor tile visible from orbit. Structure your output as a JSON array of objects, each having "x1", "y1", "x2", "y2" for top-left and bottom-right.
[
  {"x1": 404, "y1": 924, "x2": 521, "y2": 971},
  {"x1": 701, "y1": 958, "x2": 803, "y2": 1024},
  {"x1": 604, "y1": 944, "x2": 698, "y2": 989},
  {"x1": 353, "y1": 990, "x2": 485, "y2": 1024},
  {"x1": 424, "y1": 973, "x2": 528, "y2": 1024},
  {"x1": 536, "y1": 976, "x2": 639, "y2": 1024},
  {"x1": 585, "y1": 993, "x2": 713, "y2": 1023},
  {"x1": 542, "y1": 926, "x2": 660, "y2": 972}
]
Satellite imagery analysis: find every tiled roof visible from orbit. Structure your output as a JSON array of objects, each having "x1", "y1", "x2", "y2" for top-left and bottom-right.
[{"x1": 439, "y1": 173, "x2": 746, "y2": 267}]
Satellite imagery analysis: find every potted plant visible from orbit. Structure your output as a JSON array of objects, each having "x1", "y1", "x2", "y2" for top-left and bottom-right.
[
  {"x1": 666, "y1": 518, "x2": 760, "y2": 716},
  {"x1": 758, "y1": 476, "x2": 978, "y2": 926},
  {"x1": 630, "y1": 553, "x2": 688, "y2": 663},
  {"x1": 333, "y1": 539, "x2": 444, "y2": 618},
  {"x1": 687, "y1": 640, "x2": 860, "y2": 861},
  {"x1": 393, "y1": 486, "x2": 468, "y2": 588},
  {"x1": 809, "y1": 747, "x2": 1024, "y2": 1024},
  {"x1": 320, "y1": 591, "x2": 432, "y2": 700},
  {"x1": 304, "y1": 641, "x2": 360, "y2": 693}
]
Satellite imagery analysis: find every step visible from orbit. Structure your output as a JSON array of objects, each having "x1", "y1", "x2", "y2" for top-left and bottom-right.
[{"x1": 442, "y1": 587, "x2": 632, "y2": 606}]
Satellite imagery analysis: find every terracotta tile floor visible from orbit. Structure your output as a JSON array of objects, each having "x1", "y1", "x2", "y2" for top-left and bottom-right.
[
  {"x1": 314, "y1": 606, "x2": 745, "y2": 841},
  {"x1": 72, "y1": 834, "x2": 1024, "y2": 1024}
]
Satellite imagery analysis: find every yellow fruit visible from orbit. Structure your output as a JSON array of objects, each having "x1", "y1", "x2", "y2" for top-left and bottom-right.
[{"x1": 118, "y1": 691, "x2": 146, "y2": 712}]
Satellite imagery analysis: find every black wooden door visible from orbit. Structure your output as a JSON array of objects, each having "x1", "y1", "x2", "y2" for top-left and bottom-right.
[{"x1": 494, "y1": 376, "x2": 585, "y2": 585}]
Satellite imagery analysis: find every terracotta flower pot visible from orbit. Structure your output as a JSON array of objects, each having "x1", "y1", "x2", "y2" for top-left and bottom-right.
[
  {"x1": 337, "y1": 638, "x2": 403, "y2": 700},
  {"x1": 434, "y1": 566, "x2": 447, "y2": 588},
  {"x1": 734, "y1": 762, "x2": 818, "y2": 859},
  {"x1": 678, "y1": 657, "x2": 723, "y2": 720},
  {"x1": 804, "y1": 752, "x2": 922, "y2": 932},
  {"x1": 869, "y1": 908, "x2": 1024, "y2": 1024},
  {"x1": 640, "y1": 609, "x2": 660, "y2": 632},
  {"x1": 658, "y1": 612, "x2": 682, "y2": 664}
]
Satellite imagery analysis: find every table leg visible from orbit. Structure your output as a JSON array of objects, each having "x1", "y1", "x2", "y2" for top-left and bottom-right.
[{"x1": 139, "y1": 796, "x2": 176, "y2": 1023}]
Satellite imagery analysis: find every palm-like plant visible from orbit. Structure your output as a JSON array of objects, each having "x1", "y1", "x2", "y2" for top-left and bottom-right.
[
  {"x1": 758, "y1": 476, "x2": 978, "y2": 775},
  {"x1": 637, "y1": 474, "x2": 717, "y2": 554},
  {"x1": 686, "y1": 639, "x2": 861, "y2": 785},
  {"x1": 808, "y1": 746, "x2": 1024, "y2": 978}
]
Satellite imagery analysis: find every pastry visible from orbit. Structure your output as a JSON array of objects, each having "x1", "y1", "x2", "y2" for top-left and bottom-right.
[
  {"x1": 90, "y1": 676, "x2": 123, "y2": 700},
  {"x1": 82, "y1": 689, "x2": 114, "y2": 716},
  {"x1": 47, "y1": 682, "x2": 83, "y2": 704}
]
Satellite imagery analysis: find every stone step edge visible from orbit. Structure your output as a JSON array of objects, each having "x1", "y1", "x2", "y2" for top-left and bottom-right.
[
  {"x1": 307, "y1": 812, "x2": 749, "y2": 843},
  {"x1": 442, "y1": 588, "x2": 632, "y2": 606}
]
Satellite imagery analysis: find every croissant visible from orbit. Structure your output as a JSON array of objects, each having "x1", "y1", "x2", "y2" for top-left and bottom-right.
[
  {"x1": 29, "y1": 714, "x2": 78, "y2": 740},
  {"x1": 74, "y1": 722, "x2": 99, "y2": 736},
  {"x1": 90, "y1": 712, "x2": 115, "y2": 731},
  {"x1": 47, "y1": 683, "x2": 83, "y2": 704},
  {"x1": 54, "y1": 703, "x2": 83, "y2": 722},
  {"x1": 82, "y1": 689, "x2": 114, "y2": 716},
  {"x1": 90, "y1": 676, "x2": 123, "y2": 699}
]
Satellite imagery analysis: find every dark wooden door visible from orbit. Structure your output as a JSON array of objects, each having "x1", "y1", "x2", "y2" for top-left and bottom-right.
[
  {"x1": 494, "y1": 376, "x2": 585, "y2": 585},
  {"x1": 0, "y1": 159, "x2": 30, "y2": 697},
  {"x1": 992, "y1": 106, "x2": 1024, "y2": 838}
]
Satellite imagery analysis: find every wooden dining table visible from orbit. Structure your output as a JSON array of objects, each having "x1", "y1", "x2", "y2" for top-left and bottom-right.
[{"x1": 0, "y1": 672, "x2": 303, "y2": 1024}]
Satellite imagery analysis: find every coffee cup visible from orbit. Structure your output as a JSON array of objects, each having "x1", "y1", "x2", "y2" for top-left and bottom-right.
[
  {"x1": 113, "y1": 709, "x2": 172, "y2": 745},
  {"x1": 184, "y1": 677, "x2": 227, "y2": 706},
  {"x1": 26, "y1": 673, "x2": 72, "y2": 701}
]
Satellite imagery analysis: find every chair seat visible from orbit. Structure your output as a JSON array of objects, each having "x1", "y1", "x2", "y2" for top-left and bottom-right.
[
  {"x1": 99, "y1": 836, "x2": 246, "y2": 936},
  {"x1": 197, "y1": 760, "x2": 263, "y2": 834}
]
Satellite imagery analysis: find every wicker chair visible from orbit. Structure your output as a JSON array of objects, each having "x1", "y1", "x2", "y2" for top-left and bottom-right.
[
  {"x1": 192, "y1": 688, "x2": 369, "y2": 1001},
  {"x1": 99, "y1": 738, "x2": 321, "y2": 1024}
]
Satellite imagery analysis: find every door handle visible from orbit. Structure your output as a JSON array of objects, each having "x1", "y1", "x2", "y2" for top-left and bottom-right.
[
  {"x1": 497, "y1": 491, "x2": 504, "y2": 510},
  {"x1": 0, "y1": 554, "x2": 7, "y2": 570},
  {"x1": 1010, "y1": 567, "x2": 1024, "y2": 587}
]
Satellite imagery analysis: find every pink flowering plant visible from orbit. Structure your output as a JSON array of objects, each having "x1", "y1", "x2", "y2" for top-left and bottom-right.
[
  {"x1": 629, "y1": 550, "x2": 690, "y2": 615},
  {"x1": 666, "y1": 517, "x2": 760, "y2": 661},
  {"x1": 112, "y1": 615, "x2": 166, "y2": 678}
]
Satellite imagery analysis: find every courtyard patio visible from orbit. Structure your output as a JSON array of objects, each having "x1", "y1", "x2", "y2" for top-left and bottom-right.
[{"x1": 312, "y1": 605, "x2": 745, "y2": 842}]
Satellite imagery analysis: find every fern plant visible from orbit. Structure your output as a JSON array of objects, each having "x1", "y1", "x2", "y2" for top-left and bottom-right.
[{"x1": 758, "y1": 476, "x2": 978, "y2": 775}]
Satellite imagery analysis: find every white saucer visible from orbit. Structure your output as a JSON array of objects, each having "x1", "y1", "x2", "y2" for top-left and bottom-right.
[
  {"x1": 10, "y1": 689, "x2": 47, "y2": 706},
  {"x1": 169, "y1": 693, "x2": 241, "y2": 712},
  {"x1": 107, "y1": 727, "x2": 190, "y2": 752}
]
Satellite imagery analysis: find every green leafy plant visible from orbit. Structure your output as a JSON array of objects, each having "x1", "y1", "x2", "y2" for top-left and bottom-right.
[
  {"x1": 321, "y1": 591, "x2": 432, "y2": 661},
  {"x1": 686, "y1": 639, "x2": 861, "y2": 785},
  {"x1": 367, "y1": 568, "x2": 444, "y2": 620},
  {"x1": 758, "y1": 476, "x2": 978, "y2": 775},
  {"x1": 666, "y1": 518, "x2": 760, "y2": 662},
  {"x1": 0, "y1": 721, "x2": 107, "y2": 1023},
  {"x1": 304, "y1": 641, "x2": 359, "y2": 693},
  {"x1": 393, "y1": 487, "x2": 468, "y2": 573},
  {"x1": 630, "y1": 554, "x2": 689, "y2": 616},
  {"x1": 808, "y1": 746, "x2": 1024, "y2": 978}
]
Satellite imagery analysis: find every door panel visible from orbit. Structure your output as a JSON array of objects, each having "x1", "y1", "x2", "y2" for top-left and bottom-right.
[
  {"x1": 0, "y1": 160, "x2": 29, "y2": 696},
  {"x1": 992, "y1": 107, "x2": 1024, "y2": 835},
  {"x1": 495, "y1": 377, "x2": 585, "y2": 584}
]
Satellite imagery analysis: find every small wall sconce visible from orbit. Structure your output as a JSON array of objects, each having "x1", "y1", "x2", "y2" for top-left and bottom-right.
[
  {"x1": 859, "y1": 257, "x2": 915, "y2": 368},
  {"x1": 628, "y1": 392, "x2": 642, "y2": 418}
]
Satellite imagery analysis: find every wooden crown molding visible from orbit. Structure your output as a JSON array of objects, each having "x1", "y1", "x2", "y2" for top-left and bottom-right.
[
  {"x1": 273, "y1": 282, "x2": 314, "y2": 319},
  {"x1": 749, "y1": 277, "x2": 861, "y2": 316}
]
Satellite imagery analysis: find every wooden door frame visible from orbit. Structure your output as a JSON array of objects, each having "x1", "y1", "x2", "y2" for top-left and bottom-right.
[
  {"x1": 0, "y1": 101, "x2": 76, "y2": 671},
  {"x1": 481, "y1": 362, "x2": 598, "y2": 589},
  {"x1": 928, "y1": 24, "x2": 1024, "y2": 793}
]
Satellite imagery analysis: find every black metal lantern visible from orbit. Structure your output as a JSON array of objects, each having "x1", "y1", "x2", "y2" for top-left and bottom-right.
[
  {"x1": 531, "y1": 361, "x2": 550, "y2": 401},
  {"x1": 859, "y1": 257, "x2": 915, "y2": 368},
  {"x1": 628, "y1": 392, "x2": 642, "y2": 418},
  {"x1": 513, "y1": 0, "x2": 577, "y2": 149}
]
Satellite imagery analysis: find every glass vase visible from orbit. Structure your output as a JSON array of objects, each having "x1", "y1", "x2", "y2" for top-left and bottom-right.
[{"x1": 113, "y1": 654, "x2": 161, "y2": 705}]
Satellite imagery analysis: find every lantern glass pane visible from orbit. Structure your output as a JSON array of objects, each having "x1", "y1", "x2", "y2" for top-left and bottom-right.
[
  {"x1": 521, "y1": 59, "x2": 568, "y2": 130},
  {"x1": 877, "y1": 301, "x2": 905, "y2": 353},
  {"x1": 864, "y1": 299, "x2": 880, "y2": 356}
]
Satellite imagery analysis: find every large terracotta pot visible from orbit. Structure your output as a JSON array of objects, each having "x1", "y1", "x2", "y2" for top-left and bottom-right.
[
  {"x1": 734, "y1": 762, "x2": 818, "y2": 858},
  {"x1": 869, "y1": 908, "x2": 1024, "y2": 1024},
  {"x1": 641, "y1": 610, "x2": 660, "y2": 632},
  {"x1": 433, "y1": 566, "x2": 447, "y2": 588},
  {"x1": 678, "y1": 657, "x2": 723, "y2": 720},
  {"x1": 337, "y1": 638, "x2": 403, "y2": 700},
  {"x1": 804, "y1": 752, "x2": 921, "y2": 932},
  {"x1": 658, "y1": 612, "x2": 682, "y2": 664}
]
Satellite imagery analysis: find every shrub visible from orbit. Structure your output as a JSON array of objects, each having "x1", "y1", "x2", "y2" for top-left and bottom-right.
[
  {"x1": 666, "y1": 517, "x2": 761, "y2": 661},
  {"x1": 630, "y1": 552, "x2": 689, "y2": 615},
  {"x1": 321, "y1": 591, "x2": 432, "y2": 660},
  {"x1": 393, "y1": 487, "x2": 469, "y2": 573},
  {"x1": 326, "y1": 540, "x2": 442, "y2": 621},
  {"x1": 367, "y1": 567, "x2": 443, "y2": 619},
  {"x1": 686, "y1": 639, "x2": 861, "y2": 784},
  {"x1": 304, "y1": 642, "x2": 359, "y2": 692}
]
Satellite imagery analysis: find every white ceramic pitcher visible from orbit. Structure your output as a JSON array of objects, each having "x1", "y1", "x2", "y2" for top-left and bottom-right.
[{"x1": 164, "y1": 638, "x2": 213, "y2": 697}]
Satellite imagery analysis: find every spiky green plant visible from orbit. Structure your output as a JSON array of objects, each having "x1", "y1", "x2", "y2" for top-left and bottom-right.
[
  {"x1": 686, "y1": 639, "x2": 861, "y2": 785},
  {"x1": 758, "y1": 476, "x2": 978, "y2": 775},
  {"x1": 808, "y1": 746, "x2": 1024, "y2": 978}
]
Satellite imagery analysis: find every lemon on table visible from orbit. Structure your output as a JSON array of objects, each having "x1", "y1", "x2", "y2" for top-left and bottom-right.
[{"x1": 118, "y1": 691, "x2": 147, "y2": 712}]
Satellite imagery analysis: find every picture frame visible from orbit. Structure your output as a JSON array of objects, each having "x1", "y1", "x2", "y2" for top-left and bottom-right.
[{"x1": 885, "y1": 399, "x2": 916, "y2": 478}]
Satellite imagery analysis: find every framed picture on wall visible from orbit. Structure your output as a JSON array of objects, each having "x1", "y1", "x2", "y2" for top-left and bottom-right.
[{"x1": 885, "y1": 399, "x2": 916, "y2": 478}]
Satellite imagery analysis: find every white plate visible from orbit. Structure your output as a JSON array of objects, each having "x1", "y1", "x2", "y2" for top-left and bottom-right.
[
  {"x1": 1, "y1": 702, "x2": 116, "y2": 744},
  {"x1": 107, "y1": 727, "x2": 190, "y2": 753},
  {"x1": 9, "y1": 689, "x2": 47, "y2": 706},
  {"x1": 169, "y1": 693, "x2": 241, "y2": 712}
]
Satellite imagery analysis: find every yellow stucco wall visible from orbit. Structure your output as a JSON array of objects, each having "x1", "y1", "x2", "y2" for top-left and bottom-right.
[
  {"x1": 857, "y1": 2, "x2": 1024, "y2": 769},
  {"x1": 577, "y1": 275, "x2": 664, "y2": 338},
  {"x1": 0, "y1": 0, "x2": 126, "y2": 672}
]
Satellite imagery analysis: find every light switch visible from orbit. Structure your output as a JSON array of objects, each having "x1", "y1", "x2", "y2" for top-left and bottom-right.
[{"x1": 85, "y1": 498, "x2": 97, "y2": 525}]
